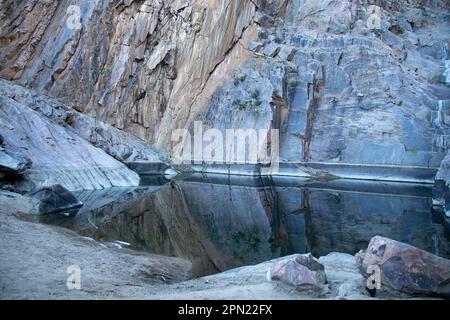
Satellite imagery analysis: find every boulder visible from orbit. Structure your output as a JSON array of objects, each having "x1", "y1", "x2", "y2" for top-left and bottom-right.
[
  {"x1": 28, "y1": 184, "x2": 83, "y2": 216},
  {"x1": 355, "y1": 236, "x2": 450, "y2": 297},
  {"x1": 269, "y1": 253, "x2": 327, "y2": 290}
]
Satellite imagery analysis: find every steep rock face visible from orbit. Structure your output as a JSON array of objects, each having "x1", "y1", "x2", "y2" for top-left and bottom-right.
[
  {"x1": 0, "y1": 0, "x2": 257, "y2": 151},
  {"x1": 193, "y1": 0, "x2": 449, "y2": 170},
  {"x1": 0, "y1": 0, "x2": 449, "y2": 179}
]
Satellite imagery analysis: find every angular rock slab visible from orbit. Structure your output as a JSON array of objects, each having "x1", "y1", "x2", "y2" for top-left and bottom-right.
[
  {"x1": 270, "y1": 253, "x2": 327, "y2": 290},
  {"x1": 0, "y1": 148, "x2": 31, "y2": 175},
  {"x1": 356, "y1": 236, "x2": 450, "y2": 297}
]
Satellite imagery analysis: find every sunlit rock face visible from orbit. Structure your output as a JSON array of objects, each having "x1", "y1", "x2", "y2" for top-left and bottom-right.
[
  {"x1": 194, "y1": 0, "x2": 449, "y2": 170},
  {"x1": 0, "y1": 0, "x2": 448, "y2": 177},
  {"x1": 0, "y1": 0, "x2": 257, "y2": 152}
]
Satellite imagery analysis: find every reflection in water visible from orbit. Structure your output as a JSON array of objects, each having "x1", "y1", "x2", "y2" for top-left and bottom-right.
[{"x1": 40, "y1": 175, "x2": 450, "y2": 278}]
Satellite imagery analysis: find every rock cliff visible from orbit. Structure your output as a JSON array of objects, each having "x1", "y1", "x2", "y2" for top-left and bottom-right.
[{"x1": 0, "y1": 0, "x2": 449, "y2": 186}]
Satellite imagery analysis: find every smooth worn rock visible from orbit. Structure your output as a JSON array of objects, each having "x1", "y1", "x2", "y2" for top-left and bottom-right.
[
  {"x1": 0, "y1": 148, "x2": 31, "y2": 175},
  {"x1": 355, "y1": 236, "x2": 450, "y2": 297},
  {"x1": 0, "y1": 92, "x2": 141, "y2": 191},
  {"x1": 0, "y1": 80, "x2": 166, "y2": 165},
  {"x1": 0, "y1": 190, "x2": 39, "y2": 214},
  {"x1": 28, "y1": 184, "x2": 83, "y2": 215},
  {"x1": 270, "y1": 254, "x2": 327, "y2": 290}
]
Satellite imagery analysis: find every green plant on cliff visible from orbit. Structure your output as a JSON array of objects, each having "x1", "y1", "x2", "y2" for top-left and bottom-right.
[{"x1": 232, "y1": 99, "x2": 262, "y2": 111}]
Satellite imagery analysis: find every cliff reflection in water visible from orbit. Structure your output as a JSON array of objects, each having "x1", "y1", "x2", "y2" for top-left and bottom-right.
[{"x1": 40, "y1": 175, "x2": 450, "y2": 278}]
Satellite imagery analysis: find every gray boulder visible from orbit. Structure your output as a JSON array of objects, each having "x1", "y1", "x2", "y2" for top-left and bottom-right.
[
  {"x1": 356, "y1": 236, "x2": 450, "y2": 297},
  {"x1": 28, "y1": 184, "x2": 83, "y2": 216},
  {"x1": 270, "y1": 253, "x2": 327, "y2": 290}
]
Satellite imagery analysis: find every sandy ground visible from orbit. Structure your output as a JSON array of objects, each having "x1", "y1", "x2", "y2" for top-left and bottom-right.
[
  {"x1": 0, "y1": 209, "x2": 193, "y2": 299},
  {"x1": 0, "y1": 191, "x2": 426, "y2": 300}
]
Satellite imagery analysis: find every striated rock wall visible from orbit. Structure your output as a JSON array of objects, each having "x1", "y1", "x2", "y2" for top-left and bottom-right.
[
  {"x1": 0, "y1": 0, "x2": 449, "y2": 181},
  {"x1": 0, "y1": 0, "x2": 257, "y2": 150},
  {"x1": 193, "y1": 0, "x2": 449, "y2": 170}
]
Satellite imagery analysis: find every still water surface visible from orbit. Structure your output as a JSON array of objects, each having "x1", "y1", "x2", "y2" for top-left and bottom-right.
[{"x1": 40, "y1": 175, "x2": 450, "y2": 278}]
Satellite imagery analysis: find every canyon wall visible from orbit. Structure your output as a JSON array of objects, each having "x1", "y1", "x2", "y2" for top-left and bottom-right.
[{"x1": 0, "y1": 0, "x2": 449, "y2": 182}]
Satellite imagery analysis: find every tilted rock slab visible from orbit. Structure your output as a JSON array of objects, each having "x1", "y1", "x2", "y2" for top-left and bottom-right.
[
  {"x1": 0, "y1": 79, "x2": 166, "y2": 165},
  {"x1": 0, "y1": 94, "x2": 140, "y2": 191},
  {"x1": 0, "y1": 147, "x2": 31, "y2": 175}
]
